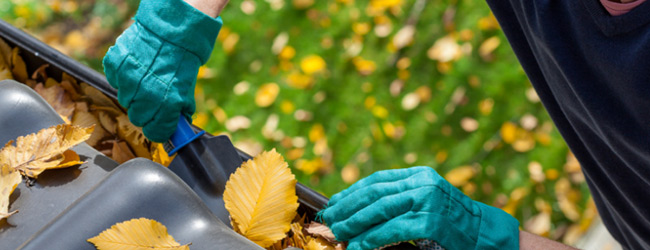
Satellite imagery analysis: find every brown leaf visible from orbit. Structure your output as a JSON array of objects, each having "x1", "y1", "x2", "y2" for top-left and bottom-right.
[
  {"x1": 112, "y1": 141, "x2": 136, "y2": 164},
  {"x1": 72, "y1": 110, "x2": 107, "y2": 147},
  {"x1": 98, "y1": 111, "x2": 117, "y2": 135},
  {"x1": 305, "y1": 222, "x2": 337, "y2": 243},
  {"x1": 34, "y1": 83, "x2": 76, "y2": 120},
  {"x1": 0, "y1": 124, "x2": 94, "y2": 178},
  {"x1": 80, "y1": 83, "x2": 121, "y2": 110},
  {"x1": 0, "y1": 38, "x2": 12, "y2": 68}
]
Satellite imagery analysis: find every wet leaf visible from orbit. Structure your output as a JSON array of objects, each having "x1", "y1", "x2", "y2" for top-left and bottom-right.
[
  {"x1": 88, "y1": 218, "x2": 189, "y2": 250},
  {"x1": 0, "y1": 124, "x2": 94, "y2": 178},
  {"x1": 223, "y1": 149, "x2": 299, "y2": 248},
  {"x1": 0, "y1": 164, "x2": 21, "y2": 220}
]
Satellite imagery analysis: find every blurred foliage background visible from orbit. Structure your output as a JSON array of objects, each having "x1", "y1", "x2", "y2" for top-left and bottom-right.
[{"x1": 1, "y1": 0, "x2": 598, "y2": 245}]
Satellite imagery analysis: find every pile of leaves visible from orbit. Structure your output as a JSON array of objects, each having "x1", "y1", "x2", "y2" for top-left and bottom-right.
[{"x1": 0, "y1": 37, "x2": 172, "y2": 167}]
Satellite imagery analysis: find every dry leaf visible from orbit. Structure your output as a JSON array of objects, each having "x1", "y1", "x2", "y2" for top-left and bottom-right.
[
  {"x1": 116, "y1": 115, "x2": 150, "y2": 159},
  {"x1": 34, "y1": 83, "x2": 75, "y2": 120},
  {"x1": 112, "y1": 141, "x2": 136, "y2": 164},
  {"x1": 223, "y1": 149, "x2": 299, "y2": 248},
  {"x1": 0, "y1": 124, "x2": 94, "y2": 178},
  {"x1": 306, "y1": 237, "x2": 335, "y2": 250},
  {"x1": 305, "y1": 222, "x2": 337, "y2": 243},
  {"x1": 80, "y1": 83, "x2": 121, "y2": 110},
  {"x1": 11, "y1": 47, "x2": 28, "y2": 82},
  {"x1": 0, "y1": 38, "x2": 12, "y2": 67},
  {"x1": 53, "y1": 149, "x2": 85, "y2": 169},
  {"x1": 87, "y1": 218, "x2": 189, "y2": 250},
  {"x1": 97, "y1": 111, "x2": 116, "y2": 135},
  {"x1": 72, "y1": 110, "x2": 107, "y2": 147},
  {"x1": 0, "y1": 164, "x2": 21, "y2": 220}
]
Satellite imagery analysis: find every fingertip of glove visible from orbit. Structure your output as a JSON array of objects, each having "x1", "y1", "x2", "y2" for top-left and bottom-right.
[{"x1": 143, "y1": 123, "x2": 175, "y2": 143}]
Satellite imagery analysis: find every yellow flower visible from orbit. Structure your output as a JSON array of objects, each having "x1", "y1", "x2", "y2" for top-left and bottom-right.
[
  {"x1": 300, "y1": 55, "x2": 327, "y2": 74},
  {"x1": 255, "y1": 83, "x2": 280, "y2": 107}
]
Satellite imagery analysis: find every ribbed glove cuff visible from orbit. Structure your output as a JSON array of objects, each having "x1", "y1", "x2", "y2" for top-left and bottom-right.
[{"x1": 135, "y1": 0, "x2": 223, "y2": 64}]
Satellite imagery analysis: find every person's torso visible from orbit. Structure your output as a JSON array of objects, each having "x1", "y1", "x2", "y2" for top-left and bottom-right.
[{"x1": 484, "y1": 0, "x2": 650, "y2": 249}]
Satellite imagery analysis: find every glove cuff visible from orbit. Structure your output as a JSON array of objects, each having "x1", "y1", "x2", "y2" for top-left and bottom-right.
[
  {"x1": 135, "y1": 0, "x2": 222, "y2": 64},
  {"x1": 475, "y1": 202, "x2": 520, "y2": 250}
]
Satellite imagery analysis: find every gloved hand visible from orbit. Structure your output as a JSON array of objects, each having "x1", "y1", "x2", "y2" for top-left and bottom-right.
[
  {"x1": 103, "y1": 0, "x2": 222, "y2": 142},
  {"x1": 320, "y1": 166, "x2": 519, "y2": 250}
]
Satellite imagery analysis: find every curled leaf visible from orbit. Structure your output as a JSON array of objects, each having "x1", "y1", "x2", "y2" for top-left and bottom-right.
[
  {"x1": 88, "y1": 218, "x2": 189, "y2": 250},
  {"x1": 223, "y1": 149, "x2": 299, "y2": 248}
]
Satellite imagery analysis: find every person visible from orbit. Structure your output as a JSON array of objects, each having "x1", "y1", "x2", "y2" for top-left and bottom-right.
[{"x1": 103, "y1": 0, "x2": 650, "y2": 249}]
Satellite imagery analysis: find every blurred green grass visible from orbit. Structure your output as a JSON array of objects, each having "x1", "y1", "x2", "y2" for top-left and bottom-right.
[{"x1": 2, "y1": 0, "x2": 595, "y2": 244}]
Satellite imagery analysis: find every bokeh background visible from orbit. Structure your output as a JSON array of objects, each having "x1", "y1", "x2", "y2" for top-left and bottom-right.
[{"x1": 1, "y1": 0, "x2": 608, "y2": 246}]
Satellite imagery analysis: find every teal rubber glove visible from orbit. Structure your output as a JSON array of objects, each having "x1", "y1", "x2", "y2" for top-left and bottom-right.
[
  {"x1": 103, "y1": 0, "x2": 222, "y2": 142},
  {"x1": 320, "y1": 167, "x2": 519, "y2": 250}
]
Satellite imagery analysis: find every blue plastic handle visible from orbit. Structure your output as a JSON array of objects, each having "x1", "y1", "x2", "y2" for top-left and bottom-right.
[{"x1": 167, "y1": 117, "x2": 205, "y2": 156}]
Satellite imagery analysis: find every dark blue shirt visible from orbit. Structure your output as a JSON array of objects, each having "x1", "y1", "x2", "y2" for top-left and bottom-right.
[{"x1": 485, "y1": 0, "x2": 650, "y2": 249}]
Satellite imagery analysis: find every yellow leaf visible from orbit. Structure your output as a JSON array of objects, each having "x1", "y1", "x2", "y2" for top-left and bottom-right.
[
  {"x1": 300, "y1": 55, "x2": 326, "y2": 75},
  {"x1": 88, "y1": 218, "x2": 189, "y2": 250},
  {"x1": 444, "y1": 166, "x2": 475, "y2": 187},
  {"x1": 352, "y1": 57, "x2": 376, "y2": 76},
  {"x1": 0, "y1": 164, "x2": 21, "y2": 220},
  {"x1": 11, "y1": 47, "x2": 28, "y2": 82},
  {"x1": 151, "y1": 143, "x2": 173, "y2": 167},
  {"x1": 52, "y1": 149, "x2": 84, "y2": 169},
  {"x1": 293, "y1": 0, "x2": 315, "y2": 9},
  {"x1": 0, "y1": 124, "x2": 94, "y2": 178},
  {"x1": 287, "y1": 72, "x2": 314, "y2": 89},
  {"x1": 309, "y1": 124, "x2": 325, "y2": 142},
  {"x1": 305, "y1": 237, "x2": 335, "y2": 250},
  {"x1": 255, "y1": 83, "x2": 280, "y2": 108},
  {"x1": 72, "y1": 110, "x2": 107, "y2": 147},
  {"x1": 223, "y1": 149, "x2": 299, "y2": 248}
]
